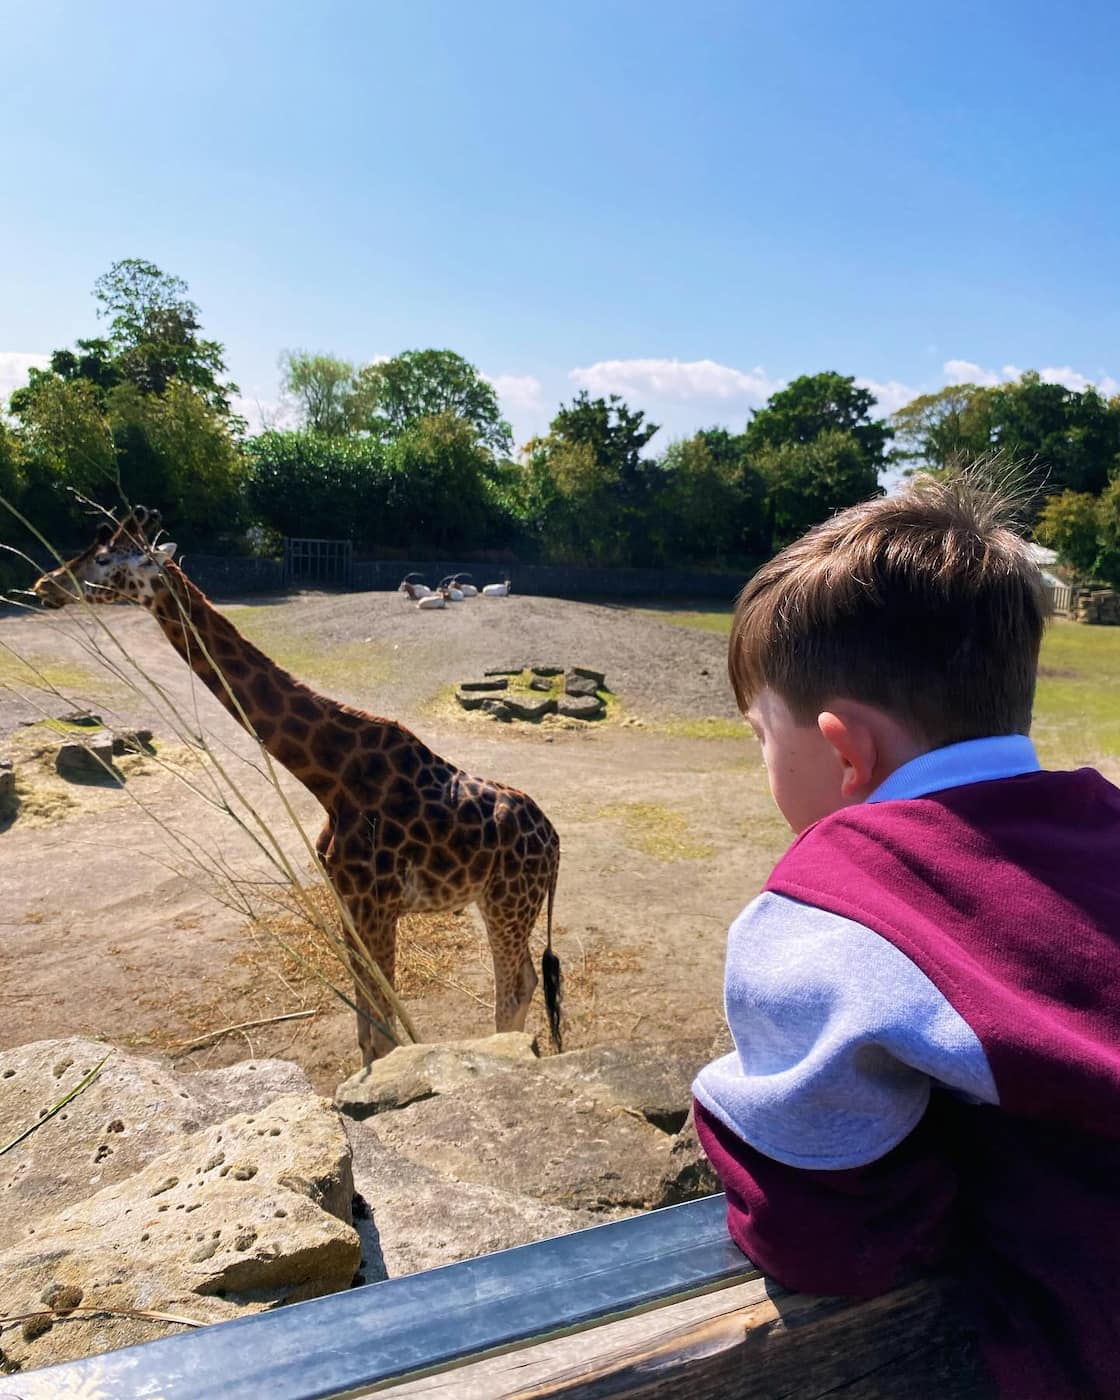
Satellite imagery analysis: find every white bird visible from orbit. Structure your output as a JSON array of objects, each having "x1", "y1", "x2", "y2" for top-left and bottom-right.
[{"x1": 482, "y1": 577, "x2": 513, "y2": 597}]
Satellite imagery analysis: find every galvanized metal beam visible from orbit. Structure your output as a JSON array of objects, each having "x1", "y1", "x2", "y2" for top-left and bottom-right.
[{"x1": 21, "y1": 1195, "x2": 755, "y2": 1400}]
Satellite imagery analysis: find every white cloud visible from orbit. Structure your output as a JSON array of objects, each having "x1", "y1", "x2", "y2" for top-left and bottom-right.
[
  {"x1": 569, "y1": 357, "x2": 781, "y2": 404},
  {"x1": 231, "y1": 390, "x2": 298, "y2": 434},
  {"x1": 943, "y1": 359, "x2": 1119, "y2": 397},
  {"x1": 856, "y1": 377, "x2": 920, "y2": 416},
  {"x1": 0, "y1": 352, "x2": 50, "y2": 410},
  {"x1": 484, "y1": 373, "x2": 544, "y2": 412},
  {"x1": 943, "y1": 358, "x2": 1003, "y2": 387}
]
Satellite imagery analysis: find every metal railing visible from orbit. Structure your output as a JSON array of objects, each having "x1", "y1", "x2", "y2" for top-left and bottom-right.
[{"x1": 21, "y1": 1195, "x2": 756, "y2": 1399}]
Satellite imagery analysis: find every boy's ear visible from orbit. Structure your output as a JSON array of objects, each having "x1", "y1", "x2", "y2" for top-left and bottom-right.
[{"x1": 818, "y1": 709, "x2": 878, "y2": 800}]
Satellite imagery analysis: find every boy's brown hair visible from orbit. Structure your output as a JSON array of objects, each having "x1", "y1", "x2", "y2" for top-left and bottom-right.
[{"x1": 728, "y1": 473, "x2": 1048, "y2": 745}]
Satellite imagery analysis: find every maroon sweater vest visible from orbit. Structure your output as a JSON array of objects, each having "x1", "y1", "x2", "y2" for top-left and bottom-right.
[{"x1": 697, "y1": 769, "x2": 1120, "y2": 1397}]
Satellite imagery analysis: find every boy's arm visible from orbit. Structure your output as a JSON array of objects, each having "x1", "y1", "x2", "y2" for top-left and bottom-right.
[
  {"x1": 693, "y1": 1094, "x2": 960, "y2": 1297},
  {"x1": 692, "y1": 892, "x2": 997, "y2": 1297}
]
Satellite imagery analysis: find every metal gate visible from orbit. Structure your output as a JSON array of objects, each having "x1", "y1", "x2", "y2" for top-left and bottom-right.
[{"x1": 283, "y1": 537, "x2": 353, "y2": 589}]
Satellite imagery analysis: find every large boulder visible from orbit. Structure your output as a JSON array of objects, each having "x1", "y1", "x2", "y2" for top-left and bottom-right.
[
  {"x1": 345, "y1": 1123, "x2": 603, "y2": 1281},
  {"x1": 336, "y1": 1033, "x2": 537, "y2": 1118},
  {"x1": 0, "y1": 1092, "x2": 359, "y2": 1372},
  {"x1": 340, "y1": 1038, "x2": 713, "y2": 1216},
  {"x1": 0, "y1": 1038, "x2": 312, "y2": 1250}
]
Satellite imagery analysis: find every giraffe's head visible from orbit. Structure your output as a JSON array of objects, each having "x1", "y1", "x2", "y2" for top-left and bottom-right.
[{"x1": 33, "y1": 507, "x2": 178, "y2": 610}]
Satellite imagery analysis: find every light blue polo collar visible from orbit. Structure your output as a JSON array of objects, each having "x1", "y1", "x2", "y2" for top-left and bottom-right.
[{"x1": 868, "y1": 734, "x2": 1041, "y2": 803}]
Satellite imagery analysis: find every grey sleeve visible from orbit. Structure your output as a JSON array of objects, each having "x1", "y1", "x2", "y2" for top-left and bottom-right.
[{"x1": 692, "y1": 891, "x2": 998, "y2": 1170}]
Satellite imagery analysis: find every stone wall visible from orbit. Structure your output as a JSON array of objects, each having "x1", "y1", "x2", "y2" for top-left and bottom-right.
[{"x1": 1073, "y1": 587, "x2": 1120, "y2": 624}]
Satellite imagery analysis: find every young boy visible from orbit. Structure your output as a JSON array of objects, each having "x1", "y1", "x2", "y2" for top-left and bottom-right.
[{"x1": 691, "y1": 475, "x2": 1120, "y2": 1398}]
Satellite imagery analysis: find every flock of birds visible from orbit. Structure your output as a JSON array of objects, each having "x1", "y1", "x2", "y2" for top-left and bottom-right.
[{"x1": 398, "y1": 572, "x2": 513, "y2": 610}]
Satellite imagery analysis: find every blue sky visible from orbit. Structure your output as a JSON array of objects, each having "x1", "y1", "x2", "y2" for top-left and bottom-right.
[{"x1": 4, "y1": 0, "x2": 1119, "y2": 448}]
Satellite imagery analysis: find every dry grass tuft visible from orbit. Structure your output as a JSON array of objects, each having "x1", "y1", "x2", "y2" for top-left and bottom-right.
[{"x1": 598, "y1": 801, "x2": 715, "y2": 861}]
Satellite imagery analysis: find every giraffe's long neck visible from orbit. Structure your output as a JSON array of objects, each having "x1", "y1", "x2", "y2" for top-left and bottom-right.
[{"x1": 145, "y1": 564, "x2": 356, "y2": 802}]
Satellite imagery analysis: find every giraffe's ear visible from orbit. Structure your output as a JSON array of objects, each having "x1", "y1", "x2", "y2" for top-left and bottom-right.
[{"x1": 155, "y1": 542, "x2": 177, "y2": 562}]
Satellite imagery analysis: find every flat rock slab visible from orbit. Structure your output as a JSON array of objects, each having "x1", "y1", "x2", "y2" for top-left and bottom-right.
[
  {"x1": 55, "y1": 738, "x2": 116, "y2": 777},
  {"x1": 558, "y1": 695, "x2": 605, "y2": 719},
  {"x1": 456, "y1": 690, "x2": 493, "y2": 710},
  {"x1": 349, "y1": 1038, "x2": 714, "y2": 1215},
  {"x1": 480, "y1": 698, "x2": 513, "y2": 720},
  {"x1": 502, "y1": 694, "x2": 557, "y2": 721},
  {"x1": 0, "y1": 1038, "x2": 313, "y2": 1251},
  {"x1": 0, "y1": 1092, "x2": 359, "y2": 1373},
  {"x1": 336, "y1": 1034, "x2": 538, "y2": 1118},
  {"x1": 459, "y1": 678, "x2": 509, "y2": 692},
  {"x1": 344, "y1": 1121, "x2": 605, "y2": 1282},
  {"x1": 483, "y1": 668, "x2": 523, "y2": 676},
  {"x1": 367, "y1": 1072, "x2": 676, "y2": 1212},
  {"x1": 536, "y1": 1042, "x2": 709, "y2": 1134},
  {"x1": 529, "y1": 678, "x2": 555, "y2": 692},
  {"x1": 530, "y1": 665, "x2": 564, "y2": 678},
  {"x1": 570, "y1": 666, "x2": 607, "y2": 686},
  {"x1": 564, "y1": 673, "x2": 600, "y2": 698}
]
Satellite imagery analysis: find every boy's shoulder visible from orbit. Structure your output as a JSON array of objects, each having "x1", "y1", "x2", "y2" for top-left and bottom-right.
[{"x1": 774, "y1": 766, "x2": 1119, "y2": 889}]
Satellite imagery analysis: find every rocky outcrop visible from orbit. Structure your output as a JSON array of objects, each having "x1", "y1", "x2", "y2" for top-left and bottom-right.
[
  {"x1": 0, "y1": 1035, "x2": 719, "y2": 1375},
  {"x1": 0, "y1": 1042, "x2": 357, "y2": 1374},
  {"x1": 338, "y1": 1035, "x2": 716, "y2": 1225}
]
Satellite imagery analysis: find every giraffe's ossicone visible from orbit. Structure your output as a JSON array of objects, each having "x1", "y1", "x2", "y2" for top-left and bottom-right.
[{"x1": 34, "y1": 508, "x2": 563, "y2": 1064}]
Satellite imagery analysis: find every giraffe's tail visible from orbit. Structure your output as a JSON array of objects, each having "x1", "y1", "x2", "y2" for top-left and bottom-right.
[{"x1": 542, "y1": 860, "x2": 563, "y2": 1054}]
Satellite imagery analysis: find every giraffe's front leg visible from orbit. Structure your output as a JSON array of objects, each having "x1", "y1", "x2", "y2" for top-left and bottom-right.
[{"x1": 347, "y1": 913, "x2": 400, "y2": 1064}]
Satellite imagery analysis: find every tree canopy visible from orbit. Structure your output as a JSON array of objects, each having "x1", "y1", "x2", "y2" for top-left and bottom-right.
[{"x1": 351, "y1": 349, "x2": 512, "y2": 454}]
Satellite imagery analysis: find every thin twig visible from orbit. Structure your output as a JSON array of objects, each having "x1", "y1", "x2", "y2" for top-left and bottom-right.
[
  {"x1": 0, "y1": 1304, "x2": 205, "y2": 1331},
  {"x1": 172, "y1": 1010, "x2": 316, "y2": 1055}
]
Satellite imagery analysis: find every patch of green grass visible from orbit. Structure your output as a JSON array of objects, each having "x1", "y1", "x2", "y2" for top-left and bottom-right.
[
  {"x1": 0, "y1": 654, "x2": 107, "y2": 694},
  {"x1": 658, "y1": 716, "x2": 746, "y2": 741},
  {"x1": 1033, "y1": 621, "x2": 1120, "y2": 769},
  {"x1": 30, "y1": 716, "x2": 106, "y2": 736},
  {"x1": 640, "y1": 608, "x2": 734, "y2": 636},
  {"x1": 219, "y1": 605, "x2": 395, "y2": 690},
  {"x1": 598, "y1": 801, "x2": 715, "y2": 861}
]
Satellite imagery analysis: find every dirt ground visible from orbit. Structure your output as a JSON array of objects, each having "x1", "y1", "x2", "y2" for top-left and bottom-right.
[{"x1": 0, "y1": 588, "x2": 790, "y2": 1093}]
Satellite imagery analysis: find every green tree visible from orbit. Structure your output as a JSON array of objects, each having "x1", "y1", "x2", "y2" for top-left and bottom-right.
[
  {"x1": 5, "y1": 260, "x2": 246, "y2": 544},
  {"x1": 279, "y1": 350, "x2": 357, "y2": 436},
  {"x1": 755, "y1": 429, "x2": 882, "y2": 551},
  {"x1": 246, "y1": 432, "x2": 389, "y2": 541},
  {"x1": 1037, "y1": 481, "x2": 1120, "y2": 586},
  {"x1": 745, "y1": 372, "x2": 892, "y2": 472},
  {"x1": 93, "y1": 258, "x2": 239, "y2": 412},
  {"x1": 987, "y1": 374, "x2": 1120, "y2": 503},
  {"x1": 352, "y1": 349, "x2": 511, "y2": 454},
  {"x1": 650, "y1": 432, "x2": 765, "y2": 566},
  {"x1": 384, "y1": 412, "x2": 499, "y2": 551},
  {"x1": 890, "y1": 383, "x2": 995, "y2": 468},
  {"x1": 520, "y1": 392, "x2": 660, "y2": 565}
]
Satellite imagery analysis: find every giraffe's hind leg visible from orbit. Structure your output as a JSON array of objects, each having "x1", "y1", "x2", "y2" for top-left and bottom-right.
[{"x1": 478, "y1": 872, "x2": 549, "y2": 1034}]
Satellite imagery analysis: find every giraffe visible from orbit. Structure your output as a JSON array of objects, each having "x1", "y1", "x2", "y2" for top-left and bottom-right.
[{"x1": 34, "y1": 508, "x2": 562, "y2": 1064}]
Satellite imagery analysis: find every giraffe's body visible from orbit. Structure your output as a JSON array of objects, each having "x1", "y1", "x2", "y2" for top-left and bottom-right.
[{"x1": 34, "y1": 510, "x2": 561, "y2": 1063}]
